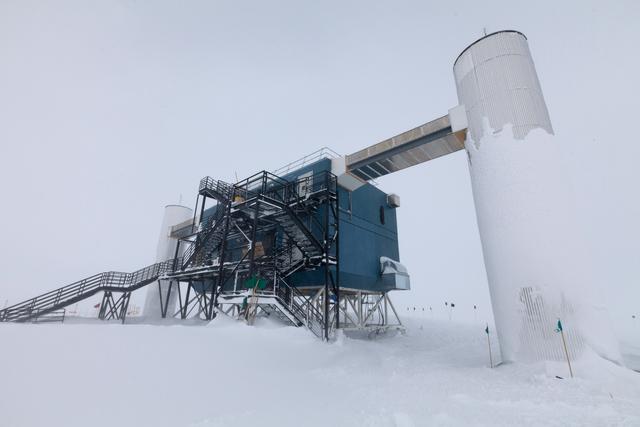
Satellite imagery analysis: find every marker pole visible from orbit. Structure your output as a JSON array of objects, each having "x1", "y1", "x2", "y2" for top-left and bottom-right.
[
  {"x1": 487, "y1": 332, "x2": 493, "y2": 368},
  {"x1": 560, "y1": 328, "x2": 573, "y2": 378}
]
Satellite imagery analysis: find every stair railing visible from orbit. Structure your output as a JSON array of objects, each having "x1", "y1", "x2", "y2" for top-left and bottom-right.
[
  {"x1": 181, "y1": 205, "x2": 226, "y2": 269},
  {"x1": 274, "y1": 277, "x2": 324, "y2": 338},
  {"x1": 0, "y1": 258, "x2": 181, "y2": 323},
  {"x1": 199, "y1": 177, "x2": 234, "y2": 203}
]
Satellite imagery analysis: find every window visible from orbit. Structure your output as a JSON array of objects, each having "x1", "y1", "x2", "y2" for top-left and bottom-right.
[
  {"x1": 297, "y1": 171, "x2": 313, "y2": 198},
  {"x1": 379, "y1": 206, "x2": 385, "y2": 225}
]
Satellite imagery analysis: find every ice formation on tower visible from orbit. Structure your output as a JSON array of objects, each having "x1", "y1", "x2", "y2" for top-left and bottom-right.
[
  {"x1": 454, "y1": 30, "x2": 619, "y2": 363},
  {"x1": 466, "y1": 120, "x2": 619, "y2": 362}
]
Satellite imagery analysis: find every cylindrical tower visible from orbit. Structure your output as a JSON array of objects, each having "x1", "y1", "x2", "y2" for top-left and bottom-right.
[
  {"x1": 453, "y1": 31, "x2": 619, "y2": 364},
  {"x1": 454, "y1": 30, "x2": 553, "y2": 141},
  {"x1": 143, "y1": 204, "x2": 193, "y2": 320}
]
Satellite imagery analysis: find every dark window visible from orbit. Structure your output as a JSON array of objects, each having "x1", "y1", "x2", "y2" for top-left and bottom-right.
[{"x1": 379, "y1": 206, "x2": 385, "y2": 225}]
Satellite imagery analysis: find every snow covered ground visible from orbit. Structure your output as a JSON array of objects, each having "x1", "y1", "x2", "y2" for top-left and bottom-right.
[{"x1": 0, "y1": 317, "x2": 638, "y2": 427}]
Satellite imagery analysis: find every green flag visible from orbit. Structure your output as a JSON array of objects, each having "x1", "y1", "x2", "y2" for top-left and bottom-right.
[{"x1": 555, "y1": 319, "x2": 563, "y2": 332}]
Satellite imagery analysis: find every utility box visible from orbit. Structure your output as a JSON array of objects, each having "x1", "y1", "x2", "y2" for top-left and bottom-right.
[
  {"x1": 387, "y1": 193, "x2": 401, "y2": 208},
  {"x1": 380, "y1": 256, "x2": 410, "y2": 291}
]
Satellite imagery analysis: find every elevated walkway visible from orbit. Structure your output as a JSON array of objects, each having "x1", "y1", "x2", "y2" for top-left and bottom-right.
[
  {"x1": 345, "y1": 108, "x2": 467, "y2": 181},
  {"x1": 0, "y1": 259, "x2": 178, "y2": 323}
]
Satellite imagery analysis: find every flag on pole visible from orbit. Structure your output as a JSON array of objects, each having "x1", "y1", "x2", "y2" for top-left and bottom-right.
[
  {"x1": 555, "y1": 318, "x2": 573, "y2": 378},
  {"x1": 94, "y1": 303, "x2": 100, "y2": 309},
  {"x1": 485, "y1": 323, "x2": 493, "y2": 368}
]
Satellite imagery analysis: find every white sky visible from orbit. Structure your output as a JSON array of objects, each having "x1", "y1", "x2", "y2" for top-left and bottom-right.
[{"x1": 0, "y1": 0, "x2": 638, "y2": 340}]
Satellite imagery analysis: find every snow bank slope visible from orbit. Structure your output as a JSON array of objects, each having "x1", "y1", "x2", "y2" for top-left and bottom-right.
[{"x1": 0, "y1": 318, "x2": 638, "y2": 427}]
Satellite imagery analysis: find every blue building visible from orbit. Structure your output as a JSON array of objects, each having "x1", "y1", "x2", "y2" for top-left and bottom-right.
[
  {"x1": 175, "y1": 150, "x2": 409, "y2": 338},
  {"x1": 0, "y1": 149, "x2": 409, "y2": 339},
  {"x1": 280, "y1": 157, "x2": 403, "y2": 293}
]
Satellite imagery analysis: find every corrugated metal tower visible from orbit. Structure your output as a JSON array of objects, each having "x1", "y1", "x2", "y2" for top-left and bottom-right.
[{"x1": 454, "y1": 30, "x2": 553, "y2": 141}]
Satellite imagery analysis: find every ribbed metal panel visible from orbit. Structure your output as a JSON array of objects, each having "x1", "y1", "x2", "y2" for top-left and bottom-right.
[{"x1": 453, "y1": 31, "x2": 553, "y2": 141}]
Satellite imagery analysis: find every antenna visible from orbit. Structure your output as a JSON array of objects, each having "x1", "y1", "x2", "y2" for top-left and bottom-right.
[{"x1": 483, "y1": 27, "x2": 487, "y2": 36}]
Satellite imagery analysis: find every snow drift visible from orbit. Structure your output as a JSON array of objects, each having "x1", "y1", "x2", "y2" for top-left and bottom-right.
[{"x1": 0, "y1": 317, "x2": 637, "y2": 427}]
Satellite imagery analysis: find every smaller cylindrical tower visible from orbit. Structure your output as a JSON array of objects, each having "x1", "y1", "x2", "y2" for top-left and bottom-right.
[
  {"x1": 454, "y1": 30, "x2": 553, "y2": 141},
  {"x1": 143, "y1": 204, "x2": 193, "y2": 319}
]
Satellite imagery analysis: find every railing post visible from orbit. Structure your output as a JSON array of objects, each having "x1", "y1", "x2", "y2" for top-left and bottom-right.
[
  {"x1": 323, "y1": 176, "x2": 330, "y2": 341},
  {"x1": 247, "y1": 197, "x2": 261, "y2": 280},
  {"x1": 172, "y1": 240, "x2": 181, "y2": 272},
  {"x1": 335, "y1": 182, "x2": 340, "y2": 331},
  {"x1": 210, "y1": 200, "x2": 232, "y2": 317}
]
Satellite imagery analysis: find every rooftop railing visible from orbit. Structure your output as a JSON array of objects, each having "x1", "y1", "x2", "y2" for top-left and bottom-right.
[{"x1": 272, "y1": 147, "x2": 340, "y2": 177}]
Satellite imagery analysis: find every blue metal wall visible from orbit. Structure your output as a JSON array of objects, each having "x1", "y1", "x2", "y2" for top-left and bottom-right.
[{"x1": 284, "y1": 159, "x2": 401, "y2": 292}]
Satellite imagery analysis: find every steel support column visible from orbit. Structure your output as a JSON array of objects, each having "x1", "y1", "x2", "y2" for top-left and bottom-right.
[{"x1": 211, "y1": 199, "x2": 233, "y2": 317}]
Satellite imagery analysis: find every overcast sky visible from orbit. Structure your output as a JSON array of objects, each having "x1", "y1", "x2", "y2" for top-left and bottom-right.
[{"x1": 1, "y1": 0, "x2": 638, "y2": 340}]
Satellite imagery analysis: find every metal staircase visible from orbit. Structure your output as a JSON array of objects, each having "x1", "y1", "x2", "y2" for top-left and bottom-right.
[
  {"x1": 273, "y1": 277, "x2": 325, "y2": 338},
  {"x1": 176, "y1": 170, "x2": 338, "y2": 339},
  {"x1": 274, "y1": 239, "x2": 306, "y2": 278},
  {"x1": 271, "y1": 211, "x2": 323, "y2": 259},
  {"x1": 0, "y1": 259, "x2": 178, "y2": 323},
  {"x1": 181, "y1": 208, "x2": 227, "y2": 269},
  {"x1": 0, "y1": 169, "x2": 339, "y2": 339},
  {"x1": 219, "y1": 277, "x2": 325, "y2": 338}
]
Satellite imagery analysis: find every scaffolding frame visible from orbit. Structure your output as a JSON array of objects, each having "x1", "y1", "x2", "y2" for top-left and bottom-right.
[{"x1": 168, "y1": 169, "x2": 340, "y2": 340}]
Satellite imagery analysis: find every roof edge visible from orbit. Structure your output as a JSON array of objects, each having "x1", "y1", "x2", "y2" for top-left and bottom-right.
[{"x1": 453, "y1": 30, "x2": 527, "y2": 68}]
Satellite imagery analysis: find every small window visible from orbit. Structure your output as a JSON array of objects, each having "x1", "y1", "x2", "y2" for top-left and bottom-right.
[
  {"x1": 379, "y1": 206, "x2": 385, "y2": 225},
  {"x1": 297, "y1": 171, "x2": 313, "y2": 197}
]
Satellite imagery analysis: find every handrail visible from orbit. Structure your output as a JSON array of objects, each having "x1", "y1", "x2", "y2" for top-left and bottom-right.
[
  {"x1": 272, "y1": 147, "x2": 340, "y2": 177},
  {"x1": 32, "y1": 309, "x2": 66, "y2": 323},
  {"x1": 199, "y1": 177, "x2": 234, "y2": 203},
  {"x1": 202, "y1": 170, "x2": 337, "y2": 211},
  {"x1": 274, "y1": 277, "x2": 324, "y2": 338},
  {"x1": 181, "y1": 204, "x2": 226, "y2": 269},
  {"x1": 0, "y1": 258, "x2": 181, "y2": 322}
]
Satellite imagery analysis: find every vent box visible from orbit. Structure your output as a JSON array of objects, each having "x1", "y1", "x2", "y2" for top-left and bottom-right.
[{"x1": 387, "y1": 193, "x2": 400, "y2": 208}]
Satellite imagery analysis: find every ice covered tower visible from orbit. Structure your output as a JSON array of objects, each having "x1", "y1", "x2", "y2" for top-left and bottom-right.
[{"x1": 453, "y1": 31, "x2": 619, "y2": 363}]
